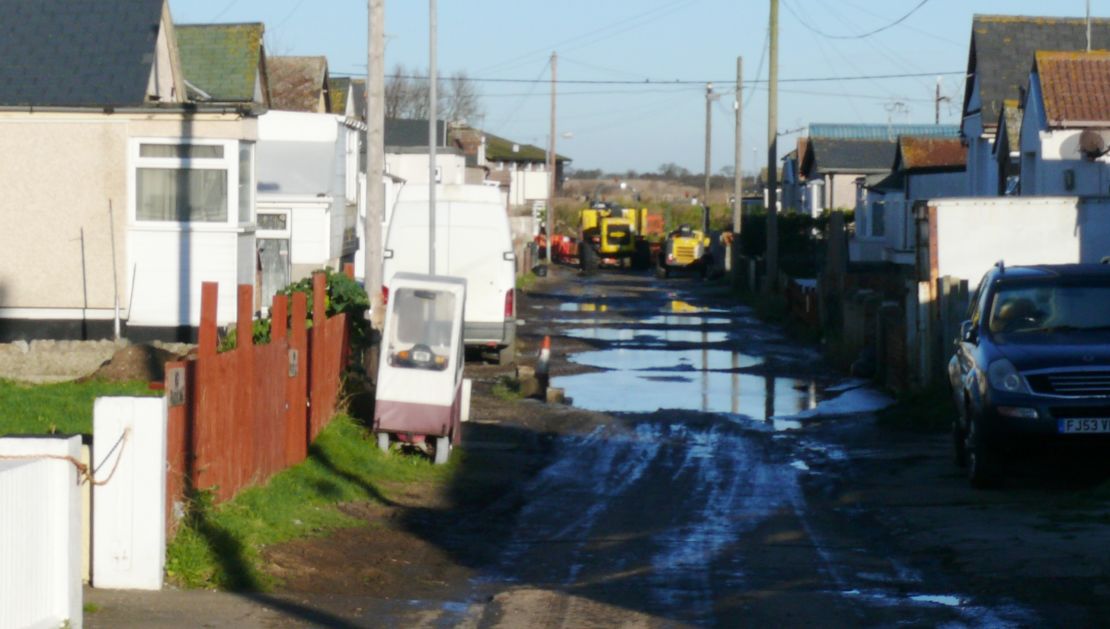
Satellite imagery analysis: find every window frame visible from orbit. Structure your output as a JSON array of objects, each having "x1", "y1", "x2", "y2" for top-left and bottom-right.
[{"x1": 129, "y1": 137, "x2": 254, "y2": 228}]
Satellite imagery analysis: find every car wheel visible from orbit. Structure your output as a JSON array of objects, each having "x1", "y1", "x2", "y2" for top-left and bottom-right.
[
  {"x1": 952, "y1": 419, "x2": 968, "y2": 468},
  {"x1": 966, "y1": 415, "x2": 1001, "y2": 489}
]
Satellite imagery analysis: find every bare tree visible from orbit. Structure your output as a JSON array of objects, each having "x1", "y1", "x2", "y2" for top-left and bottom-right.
[
  {"x1": 442, "y1": 71, "x2": 482, "y2": 124},
  {"x1": 385, "y1": 65, "x2": 483, "y2": 123}
]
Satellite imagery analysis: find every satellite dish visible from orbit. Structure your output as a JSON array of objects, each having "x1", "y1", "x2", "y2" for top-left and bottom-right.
[{"x1": 1079, "y1": 129, "x2": 1108, "y2": 160}]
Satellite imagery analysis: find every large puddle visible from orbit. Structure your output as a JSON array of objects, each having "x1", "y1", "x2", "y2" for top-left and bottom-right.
[{"x1": 552, "y1": 299, "x2": 893, "y2": 424}]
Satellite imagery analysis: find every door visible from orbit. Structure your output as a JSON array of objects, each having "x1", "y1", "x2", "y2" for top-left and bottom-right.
[{"x1": 257, "y1": 210, "x2": 292, "y2": 311}]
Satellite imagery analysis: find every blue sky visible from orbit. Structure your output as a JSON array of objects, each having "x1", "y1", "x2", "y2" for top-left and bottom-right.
[{"x1": 173, "y1": 1, "x2": 1105, "y2": 174}]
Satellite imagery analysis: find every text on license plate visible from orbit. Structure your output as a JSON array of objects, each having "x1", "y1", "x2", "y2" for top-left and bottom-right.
[
  {"x1": 413, "y1": 351, "x2": 431, "y2": 362},
  {"x1": 1058, "y1": 418, "x2": 1110, "y2": 433}
]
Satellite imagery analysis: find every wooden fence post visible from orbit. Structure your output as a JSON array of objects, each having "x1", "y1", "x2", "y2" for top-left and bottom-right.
[
  {"x1": 287, "y1": 292, "x2": 309, "y2": 465},
  {"x1": 310, "y1": 272, "x2": 327, "y2": 441},
  {"x1": 195, "y1": 282, "x2": 220, "y2": 496},
  {"x1": 236, "y1": 284, "x2": 256, "y2": 491}
]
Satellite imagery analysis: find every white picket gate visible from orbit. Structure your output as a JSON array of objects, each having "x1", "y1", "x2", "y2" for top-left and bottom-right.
[{"x1": 0, "y1": 435, "x2": 83, "y2": 629}]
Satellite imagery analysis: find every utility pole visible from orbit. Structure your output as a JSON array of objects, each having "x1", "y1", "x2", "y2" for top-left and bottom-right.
[
  {"x1": 704, "y1": 82, "x2": 713, "y2": 205},
  {"x1": 428, "y1": 0, "x2": 437, "y2": 275},
  {"x1": 765, "y1": 0, "x2": 779, "y2": 293},
  {"x1": 733, "y1": 57, "x2": 743, "y2": 237},
  {"x1": 731, "y1": 57, "x2": 743, "y2": 288},
  {"x1": 366, "y1": 0, "x2": 385, "y2": 328},
  {"x1": 1088, "y1": 0, "x2": 1093, "y2": 52},
  {"x1": 934, "y1": 77, "x2": 951, "y2": 125},
  {"x1": 546, "y1": 52, "x2": 557, "y2": 263}
]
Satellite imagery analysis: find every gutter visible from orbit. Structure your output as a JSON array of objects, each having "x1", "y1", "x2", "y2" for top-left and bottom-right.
[{"x1": 0, "y1": 103, "x2": 266, "y2": 116}]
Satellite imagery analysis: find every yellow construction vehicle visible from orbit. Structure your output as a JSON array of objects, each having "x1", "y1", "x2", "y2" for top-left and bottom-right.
[
  {"x1": 578, "y1": 203, "x2": 652, "y2": 272},
  {"x1": 657, "y1": 207, "x2": 713, "y2": 279}
]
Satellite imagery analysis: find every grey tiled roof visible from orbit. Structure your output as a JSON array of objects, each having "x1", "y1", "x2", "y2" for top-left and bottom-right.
[
  {"x1": 0, "y1": 0, "x2": 165, "y2": 107},
  {"x1": 965, "y1": 14, "x2": 1110, "y2": 128},
  {"x1": 802, "y1": 139, "x2": 897, "y2": 176},
  {"x1": 385, "y1": 118, "x2": 447, "y2": 148}
]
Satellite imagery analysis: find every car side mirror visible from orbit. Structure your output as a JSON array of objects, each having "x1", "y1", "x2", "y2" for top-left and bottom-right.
[{"x1": 960, "y1": 320, "x2": 977, "y2": 344}]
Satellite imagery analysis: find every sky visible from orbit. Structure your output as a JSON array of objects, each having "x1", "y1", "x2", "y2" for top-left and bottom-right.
[{"x1": 173, "y1": 0, "x2": 1107, "y2": 175}]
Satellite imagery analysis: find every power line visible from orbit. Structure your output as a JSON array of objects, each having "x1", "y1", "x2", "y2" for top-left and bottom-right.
[
  {"x1": 744, "y1": 26, "x2": 770, "y2": 107},
  {"x1": 331, "y1": 70, "x2": 965, "y2": 85},
  {"x1": 783, "y1": 0, "x2": 932, "y2": 40}
]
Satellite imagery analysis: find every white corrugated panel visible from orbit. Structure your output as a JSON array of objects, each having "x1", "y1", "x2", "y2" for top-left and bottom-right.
[
  {"x1": 92, "y1": 396, "x2": 167, "y2": 590},
  {"x1": 0, "y1": 435, "x2": 83, "y2": 629}
]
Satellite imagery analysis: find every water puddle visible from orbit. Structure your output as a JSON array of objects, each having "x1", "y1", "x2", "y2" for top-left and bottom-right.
[
  {"x1": 555, "y1": 368, "x2": 818, "y2": 418},
  {"x1": 569, "y1": 348, "x2": 763, "y2": 371},
  {"x1": 559, "y1": 302, "x2": 610, "y2": 313},
  {"x1": 564, "y1": 328, "x2": 730, "y2": 344},
  {"x1": 640, "y1": 315, "x2": 737, "y2": 326}
]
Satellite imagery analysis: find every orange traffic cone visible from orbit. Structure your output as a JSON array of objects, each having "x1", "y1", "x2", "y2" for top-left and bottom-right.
[{"x1": 537, "y1": 335, "x2": 551, "y2": 378}]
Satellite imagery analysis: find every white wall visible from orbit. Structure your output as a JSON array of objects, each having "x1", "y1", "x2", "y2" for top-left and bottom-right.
[
  {"x1": 0, "y1": 436, "x2": 83, "y2": 629},
  {"x1": 92, "y1": 396, "x2": 168, "y2": 591},
  {"x1": 932, "y1": 196, "x2": 1110, "y2": 284},
  {"x1": 127, "y1": 226, "x2": 243, "y2": 327},
  {"x1": 384, "y1": 152, "x2": 466, "y2": 186},
  {"x1": 511, "y1": 169, "x2": 550, "y2": 207}
]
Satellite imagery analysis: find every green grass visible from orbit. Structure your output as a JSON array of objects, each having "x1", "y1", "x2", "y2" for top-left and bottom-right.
[
  {"x1": 516, "y1": 271, "x2": 539, "y2": 291},
  {"x1": 165, "y1": 414, "x2": 455, "y2": 591},
  {"x1": 876, "y1": 385, "x2": 954, "y2": 433},
  {"x1": 491, "y1": 376, "x2": 524, "y2": 401},
  {"x1": 82, "y1": 603, "x2": 101, "y2": 614},
  {"x1": 0, "y1": 379, "x2": 155, "y2": 435}
]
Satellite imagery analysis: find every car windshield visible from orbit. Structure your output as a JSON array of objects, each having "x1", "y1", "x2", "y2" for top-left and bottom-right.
[
  {"x1": 387, "y1": 288, "x2": 456, "y2": 371},
  {"x1": 988, "y1": 282, "x2": 1110, "y2": 335}
]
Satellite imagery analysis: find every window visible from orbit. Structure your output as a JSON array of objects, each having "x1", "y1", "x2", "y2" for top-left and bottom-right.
[
  {"x1": 387, "y1": 288, "x2": 456, "y2": 371},
  {"x1": 132, "y1": 139, "x2": 249, "y2": 224},
  {"x1": 238, "y1": 143, "x2": 254, "y2": 223},
  {"x1": 871, "y1": 202, "x2": 886, "y2": 237}
]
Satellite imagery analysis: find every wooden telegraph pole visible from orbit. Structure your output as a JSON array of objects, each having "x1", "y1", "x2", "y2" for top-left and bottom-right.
[{"x1": 765, "y1": 0, "x2": 779, "y2": 293}]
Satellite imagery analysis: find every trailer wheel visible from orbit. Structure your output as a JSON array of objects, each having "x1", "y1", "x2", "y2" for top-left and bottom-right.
[
  {"x1": 376, "y1": 431, "x2": 390, "y2": 454},
  {"x1": 434, "y1": 436, "x2": 451, "y2": 465}
]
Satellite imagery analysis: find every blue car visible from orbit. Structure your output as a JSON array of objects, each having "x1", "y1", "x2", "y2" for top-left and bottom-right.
[{"x1": 948, "y1": 262, "x2": 1110, "y2": 488}]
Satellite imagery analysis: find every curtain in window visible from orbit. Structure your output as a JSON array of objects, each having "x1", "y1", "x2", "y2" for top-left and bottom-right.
[{"x1": 137, "y1": 168, "x2": 228, "y2": 222}]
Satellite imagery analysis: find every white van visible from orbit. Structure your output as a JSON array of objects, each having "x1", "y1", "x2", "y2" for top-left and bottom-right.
[{"x1": 382, "y1": 184, "x2": 517, "y2": 363}]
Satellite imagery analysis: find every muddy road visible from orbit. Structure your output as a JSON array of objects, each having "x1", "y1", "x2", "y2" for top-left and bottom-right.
[{"x1": 88, "y1": 267, "x2": 1110, "y2": 627}]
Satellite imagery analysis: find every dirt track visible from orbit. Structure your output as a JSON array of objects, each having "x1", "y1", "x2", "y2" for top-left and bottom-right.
[{"x1": 87, "y1": 266, "x2": 1110, "y2": 627}]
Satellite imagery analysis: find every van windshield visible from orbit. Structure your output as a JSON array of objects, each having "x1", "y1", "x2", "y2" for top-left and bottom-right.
[
  {"x1": 988, "y1": 282, "x2": 1110, "y2": 335},
  {"x1": 388, "y1": 289, "x2": 456, "y2": 371}
]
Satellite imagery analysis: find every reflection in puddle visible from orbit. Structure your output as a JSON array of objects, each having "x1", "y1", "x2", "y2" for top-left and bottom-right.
[
  {"x1": 565, "y1": 328, "x2": 730, "y2": 344},
  {"x1": 559, "y1": 302, "x2": 609, "y2": 313},
  {"x1": 555, "y1": 369, "x2": 818, "y2": 418},
  {"x1": 640, "y1": 315, "x2": 736, "y2": 326},
  {"x1": 569, "y1": 348, "x2": 763, "y2": 371}
]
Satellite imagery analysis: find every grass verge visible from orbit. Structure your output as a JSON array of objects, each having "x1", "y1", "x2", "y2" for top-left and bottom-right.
[
  {"x1": 516, "y1": 271, "x2": 539, "y2": 291},
  {"x1": 0, "y1": 379, "x2": 155, "y2": 435},
  {"x1": 491, "y1": 376, "x2": 524, "y2": 401},
  {"x1": 165, "y1": 413, "x2": 455, "y2": 591},
  {"x1": 876, "y1": 385, "x2": 954, "y2": 433}
]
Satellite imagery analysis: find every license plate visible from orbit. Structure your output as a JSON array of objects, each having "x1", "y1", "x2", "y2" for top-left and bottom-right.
[
  {"x1": 413, "y1": 350, "x2": 431, "y2": 363},
  {"x1": 1058, "y1": 418, "x2": 1110, "y2": 434}
]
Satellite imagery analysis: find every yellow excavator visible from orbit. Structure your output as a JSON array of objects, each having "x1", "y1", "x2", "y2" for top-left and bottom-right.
[
  {"x1": 656, "y1": 206, "x2": 713, "y2": 279},
  {"x1": 578, "y1": 203, "x2": 651, "y2": 272}
]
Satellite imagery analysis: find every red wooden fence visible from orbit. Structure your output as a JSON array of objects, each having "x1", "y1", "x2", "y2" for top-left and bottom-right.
[{"x1": 165, "y1": 271, "x2": 350, "y2": 531}]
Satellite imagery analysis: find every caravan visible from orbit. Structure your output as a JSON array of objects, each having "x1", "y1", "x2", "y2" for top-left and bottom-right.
[{"x1": 382, "y1": 185, "x2": 517, "y2": 363}]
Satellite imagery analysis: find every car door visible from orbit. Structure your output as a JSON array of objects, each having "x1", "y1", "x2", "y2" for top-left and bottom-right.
[{"x1": 952, "y1": 272, "x2": 992, "y2": 414}]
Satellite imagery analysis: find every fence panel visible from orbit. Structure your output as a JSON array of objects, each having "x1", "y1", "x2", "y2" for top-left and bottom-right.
[
  {"x1": 164, "y1": 271, "x2": 352, "y2": 524},
  {"x1": 0, "y1": 436, "x2": 83, "y2": 629}
]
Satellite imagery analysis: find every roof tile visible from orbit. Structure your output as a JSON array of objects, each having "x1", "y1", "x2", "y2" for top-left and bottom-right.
[{"x1": 1036, "y1": 50, "x2": 1110, "y2": 126}]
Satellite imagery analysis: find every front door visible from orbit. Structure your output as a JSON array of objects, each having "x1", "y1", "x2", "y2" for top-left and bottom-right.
[{"x1": 257, "y1": 210, "x2": 291, "y2": 312}]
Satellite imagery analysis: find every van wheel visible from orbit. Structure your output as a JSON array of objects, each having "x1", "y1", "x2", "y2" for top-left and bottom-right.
[
  {"x1": 376, "y1": 431, "x2": 390, "y2": 454},
  {"x1": 497, "y1": 344, "x2": 516, "y2": 366},
  {"x1": 434, "y1": 436, "x2": 451, "y2": 465}
]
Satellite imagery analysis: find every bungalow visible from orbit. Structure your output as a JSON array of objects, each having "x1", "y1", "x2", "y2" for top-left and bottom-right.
[
  {"x1": 800, "y1": 138, "x2": 898, "y2": 213},
  {"x1": 853, "y1": 137, "x2": 966, "y2": 264},
  {"x1": 790, "y1": 124, "x2": 957, "y2": 215},
  {"x1": 1019, "y1": 50, "x2": 1110, "y2": 198},
  {"x1": 253, "y1": 55, "x2": 364, "y2": 303},
  {"x1": 0, "y1": 1, "x2": 262, "y2": 342},
  {"x1": 449, "y1": 127, "x2": 570, "y2": 210},
  {"x1": 961, "y1": 14, "x2": 1110, "y2": 197}
]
